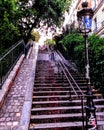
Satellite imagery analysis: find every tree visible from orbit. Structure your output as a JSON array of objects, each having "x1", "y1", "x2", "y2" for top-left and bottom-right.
[
  {"x1": 17, "y1": 0, "x2": 71, "y2": 42},
  {"x1": 31, "y1": 29, "x2": 40, "y2": 42},
  {"x1": 0, "y1": 0, "x2": 71, "y2": 50},
  {"x1": 0, "y1": 0, "x2": 21, "y2": 49}
]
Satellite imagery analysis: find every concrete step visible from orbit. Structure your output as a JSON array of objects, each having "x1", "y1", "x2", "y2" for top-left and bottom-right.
[
  {"x1": 34, "y1": 80, "x2": 87, "y2": 86},
  {"x1": 34, "y1": 83, "x2": 87, "y2": 88},
  {"x1": 31, "y1": 106, "x2": 82, "y2": 114},
  {"x1": 30, "y1": 112, "x2": 104, "y2": 123},
  {"x1": 32, "y1": 98, "x2": 104, "y2": 109},
  {"x1": 33, "y1": 90, "x2": 86, "y2": 96},
  {"x1": 34, "y1": 87, "x2": 87, "y2": 92},
  {"x1": 32, "y1": 99, "x2": 80, "y2": 108},
  {"x1": 29, "y1": 57, "x2": 104, "y2": 130},
  {"x1": 29, "y1": 121, "x2": 104, "y2": 130},
  {"x1": 35, "y1": 77, "x2": 86, "y2": 83},
  {"x1": 35, "y1": 76, "x2": 86, "y2": 80},
  {"x1": 31, "y1": 105, "x2": 104, "y2": 115},
  {"x1": 30, "y1": 113, "x2": 84, "y2": 123},
  {"x1": 32, "y1": 93, "x2": 103, "y2": 100},
  {"x1": 34, "y1": 82, "x2": 87, "y2": 90},
  {"x1": 29, "y1": 121, "x2": 83, "y2": 130}
]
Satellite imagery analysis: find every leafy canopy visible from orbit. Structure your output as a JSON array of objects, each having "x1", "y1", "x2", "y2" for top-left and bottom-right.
[{"x1": 0, "y1": 0, "x2": 71, "y2": 49}]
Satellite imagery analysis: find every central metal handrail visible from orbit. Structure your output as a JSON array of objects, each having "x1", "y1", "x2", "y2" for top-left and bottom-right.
[
  {"x1": 55, "y1": 50, "x2": 86, "y2": 130},
  {"x1": 58, "y1": 60, "x2": 79, "y2": 97},
  {"x1": 60, "y1": 61, "x2": 85, "y2": 98},
  {"x1": 55, "y1": 51, "x2": 85, "y2": 98}
]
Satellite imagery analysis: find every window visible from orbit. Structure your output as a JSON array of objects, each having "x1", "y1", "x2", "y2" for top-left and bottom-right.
[
  {"x1": 94, "y1": 18, "x2": 98, "y2": 31},
  {"x1": 92, "y1": 0, "x2": 97, "y2": 10}
]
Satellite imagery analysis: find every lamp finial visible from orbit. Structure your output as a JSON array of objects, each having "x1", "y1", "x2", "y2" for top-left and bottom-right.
[{"x1": 82, "y1": 1, "x2": 88, "y2": 8}]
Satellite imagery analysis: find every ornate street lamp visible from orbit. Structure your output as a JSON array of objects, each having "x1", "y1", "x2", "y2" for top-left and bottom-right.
[{"x1": 77, "y1": 2, "x2": 98, "y2": 130}]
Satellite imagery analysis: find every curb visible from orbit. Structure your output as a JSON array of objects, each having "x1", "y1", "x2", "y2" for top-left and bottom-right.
[
  {"x1": 0, "y1": 43, "x2": 38, "y2": 130},
  {"x1": 26, "y1": 47, "x2": 32, "y2": 59},
  {"x1": 15, "y1": 43, "x2": 39, "y2": 130},
  {"x1": 0, "y1": 54, "x2": 25, "y2": 109}
]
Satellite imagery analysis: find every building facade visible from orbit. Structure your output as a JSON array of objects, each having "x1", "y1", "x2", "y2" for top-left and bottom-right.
[{"x1": 64, "y1": 0, "x2": 104, "y2": 36}]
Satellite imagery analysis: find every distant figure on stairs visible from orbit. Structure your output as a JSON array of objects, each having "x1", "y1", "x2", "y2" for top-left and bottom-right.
[{"x1": 49, "y1": 43, "x2": 55, "y2": 61}]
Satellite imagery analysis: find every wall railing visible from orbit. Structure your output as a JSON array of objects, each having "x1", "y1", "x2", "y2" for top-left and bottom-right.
[{"x1": 0, "y1": 39, "x2": 25, "y2": 89}]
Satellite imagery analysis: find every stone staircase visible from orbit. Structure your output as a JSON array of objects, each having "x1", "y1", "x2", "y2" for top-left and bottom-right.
[{"x1": 29, "y1": 52, "x2": 104, "y2": 130}]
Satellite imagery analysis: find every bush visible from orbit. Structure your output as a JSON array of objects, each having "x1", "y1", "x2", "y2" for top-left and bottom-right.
[{"x1": 57, "y1": 33, "x2": 104, "y2": 94}]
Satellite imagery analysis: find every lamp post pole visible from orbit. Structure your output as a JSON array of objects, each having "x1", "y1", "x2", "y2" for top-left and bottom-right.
[
  {"x1": 77, "y1": 2, "x2": 97, "y2": 130},
  {"x1": 84, "y1": 33, "x2": 97, "y2": 130}
]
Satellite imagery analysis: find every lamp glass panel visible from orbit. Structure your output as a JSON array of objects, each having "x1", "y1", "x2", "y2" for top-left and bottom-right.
[
  {"x1": 78, "y1": 16, "x2": 84, "y2": 30},
  {"x1": 84, "y1": 16, "x2": 92, "y2": 29}
]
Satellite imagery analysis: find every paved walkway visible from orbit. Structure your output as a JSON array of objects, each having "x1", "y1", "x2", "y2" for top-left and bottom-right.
[{"x1": 0, "y1": 43, "x2": 38, "y2": 130}]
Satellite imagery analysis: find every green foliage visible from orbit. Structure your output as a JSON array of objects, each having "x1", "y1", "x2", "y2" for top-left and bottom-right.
[
  {"x1": 45, "y1": 39, "x2": 56, "y2": 45},
  {"x1": 58, "y1": 33, "x2": 84, "y2": 61},
  {"x1": 0, "y1": 0, "x2": 71, "y2": 54},
  {"x1": 57, "y1": 33, "x2": 104, "y2": 94},
  {"x1": 31, "y1": 30, "x2": 40, "y2": 42},
  {"x1": 88, "y1": 34, "x2": 104, "y2": 92},
  {"x1": 59, "y1": 33, "x2": 84, "y2": 45},
  {"x1": 0, "y1": 0, "x2": 21, "y2": 47}
]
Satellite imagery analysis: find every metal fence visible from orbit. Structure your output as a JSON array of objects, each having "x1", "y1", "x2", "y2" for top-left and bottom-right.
[{"x1": 0, "y1": 39, "x2": 25, "y2": 89}]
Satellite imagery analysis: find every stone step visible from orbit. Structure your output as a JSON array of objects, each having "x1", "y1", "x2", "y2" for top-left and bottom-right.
[
  {"x1": 32, "y1": 93, "x2": 103, "y2": 100},
  {"x1": 35, "y1": 70, "x2": 53, "y2": 72},
  {"x1": 33, "y1": 92, "x2": 101, "y2": 99},
  {"x1": 32, "y1": 106, "x2": 81, "y2": 113},
  {"x1": 29, "y1": 121, "x2": 104, "y2": 130},
  {"x1": 35, "y1": 73, "x2": 58, "y2": 78},
  {"x1": 34, "y1": 80, "x2": 68, "y2": 82},
  {"x1": 33, "y1": 90, "x2": 99, "y2": 97},
  {"x1": 34, "y1": 80, "x2": 87, "y2": 85},
  {"x1": 33, "y1": 96, "x2": 104, "y2": 105},
  {"x1": 29, "y1": 121, "x2": 83, "y2": 130},
  {"x1": 34, "y1": 83, "x2": 69, "y2": 86},
  {"x1": 35, "y1": 73, "x2": 83, "y2": 77},
  {"x1": 33, "y1": 90, "x2": 85, "y2": 96},
  {"x1": 30, "y1": 112, "x2": 104, "y2": 123},
  {"x1": 30, "y1": 113, "x2": 83, "y2": 123},
  {"x1": 34, "y1": 83, "x2": 87, "y2": 88},
  {"x1": 31, "y1": 100, "x2": 77, "y2": 108},
  {"x1": 35, "y1": 77, "x2": 86, "y2": 83},
  {"x1": 31, "y1": 105, "x2": 104, "y2": 115},
  {"x1": 70, "y1": 73, "x2": 85, "y2": 75},
  {"x1": 34, "y1": 86, "x2": 87, "y2": 91},
  {"x1": 36, "y1": 66, "x2": 53, "y2": 69},
  {"x1": 30, "y1": 55, "x2": 104, "y2": 130},
  {"x1": 35, "y1": 75, "x2": 86, "y2": 80},
  {"x1": 32, "y1": 95, "x2": 72, "y2": 101},
  {"x1": 31, "y1": 106, "x2": 82, "y2": 114},
  {"x1": 93, "y1": 93, "x2": 103, "y2": 99},
  {"x1": 32, "y1": 98, "x2": 104, "y2": 108}
]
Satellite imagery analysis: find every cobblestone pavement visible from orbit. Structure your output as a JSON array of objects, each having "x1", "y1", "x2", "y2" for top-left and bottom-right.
[{"x1": 0, "y1": 44, "x2": 38, "y2": 129}]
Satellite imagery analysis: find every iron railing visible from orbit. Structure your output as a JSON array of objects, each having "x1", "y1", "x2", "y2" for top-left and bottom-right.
[
  {"x1": 0, "y1": 39, "x2": 25, "y2": 89},
  {"x1": 55, "y1": 51, "x2": 86, "y2": 130}
]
